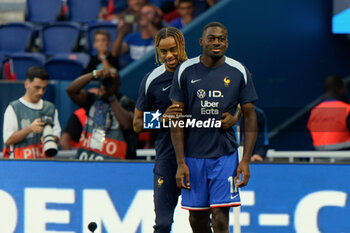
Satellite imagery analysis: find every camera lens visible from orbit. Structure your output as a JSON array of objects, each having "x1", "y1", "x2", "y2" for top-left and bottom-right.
[
  {"x1": 42, "y1": 120, "x2": 58, "y2": 157},
  {"x1": 101, "y1": 77, "x2": 114, "y2": 89}
]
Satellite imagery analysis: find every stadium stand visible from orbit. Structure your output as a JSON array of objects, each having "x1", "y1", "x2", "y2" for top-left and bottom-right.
[
  {"x1": 45, "y1": 54, "x2": 85, "y2": 80},
  {"x1": 68, "y1": 0, "x2": 101, "y2": 23},
  {"x1": 1, "y1": 52, "x2": 46, "y2": 80},
  {"x1": 41, "y1": 22, "x2": 81, "y2": 56},
  {"x1": 26, "y1": 0, "x2": 61, "y2": 23},
  {"x1": 0, "y1": 22, "x2": 34, "y2": 54}
]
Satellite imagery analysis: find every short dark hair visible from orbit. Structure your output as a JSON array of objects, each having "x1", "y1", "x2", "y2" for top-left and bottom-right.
[
  {"x1": 26, "y1": 66, "x2": 49, "y2": 81},
  {"x1": 178, "y1": 0, "x2": 195, "y2": 6},
  {"x1": 94, "y1": 29, "x2": 110, "y2": 41},
  {"x1": 324, "y1": 75, "x2": 345, "y2": 93},
  {"x1": 202, "y1": 21, "x2": 227, "y2": 36}
]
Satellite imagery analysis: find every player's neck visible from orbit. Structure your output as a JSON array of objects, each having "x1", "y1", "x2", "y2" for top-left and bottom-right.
[{"x1": 200, "y1": 55, "x2": 225, "y2": 68}]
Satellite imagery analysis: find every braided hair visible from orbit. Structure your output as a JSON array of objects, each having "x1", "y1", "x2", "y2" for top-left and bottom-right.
[{"x1": 154, "y1": 27, "x2": 188, "y2": 65}]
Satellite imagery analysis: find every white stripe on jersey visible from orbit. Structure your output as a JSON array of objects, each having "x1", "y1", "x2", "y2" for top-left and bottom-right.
[
  {"x1": 177, "y1": 56, "x2": 201, "y2": 88},
  {"x1": 225, "y1": 57, "x2": 248, "y2": 84},
  {"x1": 145, "y1": 64, "x2": 166, "y2": 95}
]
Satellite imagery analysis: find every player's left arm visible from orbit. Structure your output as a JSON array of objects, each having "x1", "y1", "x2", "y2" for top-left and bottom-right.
[{"x1": 236, "y1": 102, "x2": 257, "y2": 188}]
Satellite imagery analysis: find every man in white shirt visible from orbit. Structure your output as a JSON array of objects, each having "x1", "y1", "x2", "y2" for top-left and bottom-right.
[{"x1": 3, "y1": 66, "x2": 61, "y2": 159}]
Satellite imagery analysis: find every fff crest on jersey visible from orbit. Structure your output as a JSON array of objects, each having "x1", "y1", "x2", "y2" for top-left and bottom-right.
[
  {"x1": 158, "y1": 177, "x2": 164, "y2": 187},
  {"x1": 224, "y1": 76, "x2": 230, "y2": 87}
]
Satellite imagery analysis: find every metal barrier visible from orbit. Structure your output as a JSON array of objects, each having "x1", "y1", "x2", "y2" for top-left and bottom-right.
[
  {"x1": 267, "y1": 149, "x2": 350, "y2": 163},
  {"x1": 2, "y1": 149, "x2": 350, "y2": 163}
]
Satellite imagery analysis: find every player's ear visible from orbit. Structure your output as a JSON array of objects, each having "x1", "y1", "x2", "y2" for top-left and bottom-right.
[{"x1": 199, "y1": 37, "x2": 203, "y2": 46}]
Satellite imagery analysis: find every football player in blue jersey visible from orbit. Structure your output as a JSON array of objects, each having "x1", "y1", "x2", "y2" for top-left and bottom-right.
[
  {"x1": 169, "y1": 22, "x2": 258, "y2": 233},
  {"x1": 133, "y1": 27, "x2": 187, "y2": 233}
]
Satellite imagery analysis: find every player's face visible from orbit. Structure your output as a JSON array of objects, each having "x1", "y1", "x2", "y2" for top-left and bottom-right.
[
  {"x1": 25, "y1": 77, "x2": 48, "y2": 103},
  {"x1": 200, "y1": 26, "x2": 228, "y2": 59},
  {"x1": 158, "y1": 36, "x2": 179, "y2": 72}
]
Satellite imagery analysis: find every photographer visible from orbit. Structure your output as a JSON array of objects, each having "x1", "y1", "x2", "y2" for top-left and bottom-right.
[
  {"x1": 66, "y1": 68, "x2": 135, "y2": 160},
  {"x1": 2, "y1": 67, "x2": 61, "y2": 159}
]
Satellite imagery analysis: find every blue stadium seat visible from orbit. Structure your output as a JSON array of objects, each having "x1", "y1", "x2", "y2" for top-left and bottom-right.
[
  {"x1": 41, "y1": 22, "x2": 81, "y2": 56},
  {"x1": 26, "y1": 0, "x2": 61, "y2": 23},
  {"x1": 68, "y1": 0, "x2": 102, "y2": 23},
  {"x1": 52, "y1": 53, "x2": 90, "y2": 68},
  {"x1": 0, "y1": 51, "x2": 6, "y2": 71},
  {"x1": 0, "y1": 22, "x2": 34, "y2": 54},
  {"x1": 2, "y1": 53, "x2": 46, "y2": 80},
  {"x1": 87, "y1": 22, "x2": 118, "y2": 55},
  {"x1": 45, "y1": 55, "x2": 84, "y2": 80}
]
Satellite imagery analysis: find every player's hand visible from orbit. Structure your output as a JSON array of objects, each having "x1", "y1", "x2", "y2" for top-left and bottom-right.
[
  {"x1": 251, "y1": 154, "x2": 264, "y2": 162},
  {"x1": 235, "y1": 159, "x2": 250, "y2": 188},
  {"x1": 176, "y1": 163, "x2": 190, "y2": 189},
  {"x1": 30, "y1": 118, "x2": 45, "y2": 134},
  {"x1": 220, "y1": 112, "x2": 239, "y2": 130},
  {"x1": 161, "y1": 104, "x2": 183, "y2": 123}
]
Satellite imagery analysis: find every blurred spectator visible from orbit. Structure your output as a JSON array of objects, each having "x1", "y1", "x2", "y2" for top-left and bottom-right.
[
  {"x1": 193, "y1": 0, "x2": 216, "y2": 16},
  {"x1": 162, "y1": 2, "x2": 180, "y2": 23},
  {"x1": 98, "y1": 0, "x2": 128, "y2": 22},
  {"x1": 170, "y1": 0, "x2": 195, "y2": 29},
  {"x1": 60, "y1": 88, "x2": 100, "y2": 150},
  {"x1": 66, "y1": 68, "x2": 136, "y2": 160},
  {"x1": 112, "y1": 4, "x2": 165, "y2": 64},
  {"x1": 251, "y1": 106, "x2": 269, "y2": 161},
  {"x1": 2, "y1": 67, "x2": 61, "y2": 159},
  {"x1": 308, "y1": 75, "x2": 350, "y2": 150},
  {"x1": 83, "y1": 30, "x2": 119, "y2": 74},
  {"x1": 237, "y1": 106, "x2": 269, "y2": 161},
  {"x1": 98, "y1": 0, "x2": 147, "y2": 26}
]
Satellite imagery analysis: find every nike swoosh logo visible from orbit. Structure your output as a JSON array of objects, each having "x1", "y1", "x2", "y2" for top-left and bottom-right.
[
  {"x1": 231, "y1": 194, "x2": 239, "y2": 200},
  {"x1": 162, "y1": 85, "x2": 172, "y2": 91},
  {"x1": 191, "y1": 79, "x2": 201, "y2": 84}
]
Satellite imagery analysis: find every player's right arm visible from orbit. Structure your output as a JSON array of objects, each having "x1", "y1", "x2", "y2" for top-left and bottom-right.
[
  {"x1": 170, "y1": 100, "x2": 190, "y2": 189},
  {"x1": 169, "y1": 63, "x2": 190, "y2": 189}
]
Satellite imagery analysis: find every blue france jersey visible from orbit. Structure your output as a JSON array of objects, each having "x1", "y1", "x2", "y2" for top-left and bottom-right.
[
  {"x1": 136, "y1": 64, "x2": 175, "y2": 160},
  {"x1": 169, "y1": 56, "x2": 258, "y2": 158}
]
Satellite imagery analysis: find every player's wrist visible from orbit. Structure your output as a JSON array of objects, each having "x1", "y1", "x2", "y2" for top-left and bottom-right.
[{"x1": 177, "y1": 159, "x2": 186, "y2": 166}]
